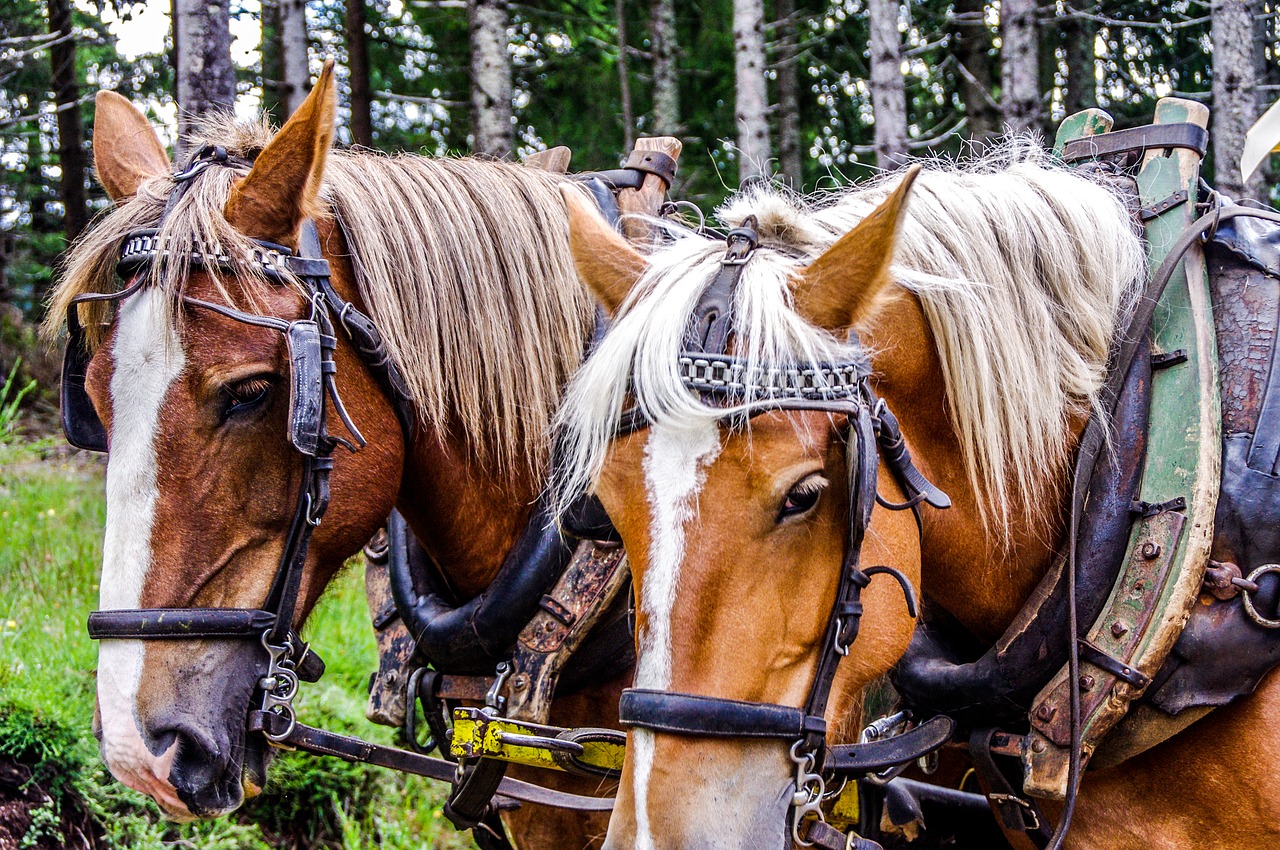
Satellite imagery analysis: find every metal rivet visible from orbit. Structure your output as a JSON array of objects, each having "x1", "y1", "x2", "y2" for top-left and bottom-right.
[
  {"x1": 1079, "y1": 675, "x2": 1095, "y2": 691},
  {"x1": 1111, "y1": 621, "x2": 1129, "y2": 639},
  {"x1": 1035, "y1": 703, "x2": 1056, "y2": 722},
  {"x1": 1141, "y1": 542, "x2": 1161, "y2": 560},
  {"x1": 1032, "y1": 739, "x2": 1047, "y2": 753}
]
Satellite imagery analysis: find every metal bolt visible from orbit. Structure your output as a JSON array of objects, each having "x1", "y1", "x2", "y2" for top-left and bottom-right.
[
  {"x1": 1079, "y1": 675, "x2": 1095, "y2": 691},
  {"x1": 1141, "y1": 542, "x2": 1161, "y2": 560},
  {"x1": 511, "y1": 673, "x2": 529, "y2": 691},
  {"x1": 1035, "y1": 703, "x2": 1056, "y2": 722},
  {"x1": 1111, "y1": 621, "x2": 1129, "y2": 639}
]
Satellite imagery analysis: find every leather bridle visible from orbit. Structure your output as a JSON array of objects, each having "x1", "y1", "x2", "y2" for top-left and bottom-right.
[
  {"x1": 606, "y1": 221, "x2": 951, "y2": 845},
  {"x1": 71, "y1": 143, "x2": 416, "y2": 742}
]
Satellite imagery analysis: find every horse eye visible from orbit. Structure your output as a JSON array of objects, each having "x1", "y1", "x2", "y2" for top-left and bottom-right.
[
  {"x1": 779, "y1": 476, "x2": 828, "y2": 521},
  {"x1": 222, "y1": 376, "x2": 274, "y2": 419}
]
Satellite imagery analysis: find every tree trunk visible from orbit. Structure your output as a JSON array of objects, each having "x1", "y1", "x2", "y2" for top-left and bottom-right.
[
  {"x1": 280, "y1": 0, "x2": 310, "y2": 116},
  {"x1": 951, "y1": 0, "x2": 998, "y2": 139},
  {"x1": 774, "y1": 0, "x2": 802, "y2": 187},
  {"x1": 649, "y1": 0, "x2": 680, "y2": 135},
  {"x1": 174, "y1": 0, "x2": 235, "y2": 157},
  {"x1": 733, "y1": 0, "x2": 771, "y2": 182},
  {"x1": 999, "y1": 0, "x2": 1039, "y2": 134},
  {"x1": 1061, "y1": 10, "x2": 1097, "y2": 117},
  {"x1": 346, "y1": 0, "x2": 373, "y2": 147},
  {"x1": 1212, "y1": 0, "x2": 1264, "y2": 200},
  {"x1": 467, "y1": 0, "x2": 514, "y2": 158},
  {"x1": 260, "y1": 0, "x2": 285, "y2": 123},
  {"x1": 868, "y1": 0, "x2": 907, "y2": 168},
  {"x1": 617, "y1": 0, "x2": 634, "y2": 150},
  {"x1": 46, "y1": 0, "x2": 87, "y2": 244}
]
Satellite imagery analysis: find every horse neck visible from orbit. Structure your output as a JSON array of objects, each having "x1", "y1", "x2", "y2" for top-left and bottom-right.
[
  {"x1": 863, "y1": 288, "x2": 1074, "y2": 643},
  {"x1": 398, "y1": 431, "x2": 540, "y2": 598}
]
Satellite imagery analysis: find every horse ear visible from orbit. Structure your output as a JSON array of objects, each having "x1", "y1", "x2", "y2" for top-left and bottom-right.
[
  {"x1": 560, "y1": 185, "x2": 648, "y2": 314},
  {"x1": 92, "y1": 91, "x2": 171, "y2": 204},
  {"x1": 225, "y1": 59, "x2": 336, "y2": 242},
  {"x1": 794, "y1": 165, "x2": 920, "y2": 331}
]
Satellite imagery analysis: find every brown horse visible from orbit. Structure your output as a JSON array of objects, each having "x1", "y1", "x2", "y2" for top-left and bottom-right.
[
  {"x1": 553, "y1": 145, "x2": 1274, "y2": 849},
  {"x1": 47, "y1": 66, "x2": 623, "y2": 847},
  {"x1": 553, "y1": 175, "x2": 929, "y2": 847}
]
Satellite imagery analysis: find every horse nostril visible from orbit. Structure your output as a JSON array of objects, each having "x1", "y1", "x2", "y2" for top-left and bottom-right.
[{"x1": 160, "y1": 727, "x2": 243, "y2": 817}]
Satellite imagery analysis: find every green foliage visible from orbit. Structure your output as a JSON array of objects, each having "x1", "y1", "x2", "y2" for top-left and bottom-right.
[{"x1": 1, "y1": 358, "x2": 38, "y2": 441}]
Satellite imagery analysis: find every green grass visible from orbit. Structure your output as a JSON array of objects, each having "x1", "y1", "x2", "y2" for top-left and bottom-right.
[{"x1": 0, "y1": 438, "x2": 476, "y2": 849}]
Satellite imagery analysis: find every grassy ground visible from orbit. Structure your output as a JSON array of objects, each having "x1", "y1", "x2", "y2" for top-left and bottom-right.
[{"x1": 0, "y1": 437, "x2": 476, "y2": 849}]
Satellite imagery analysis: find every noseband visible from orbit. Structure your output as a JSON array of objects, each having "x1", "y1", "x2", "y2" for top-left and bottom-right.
[
  {"x1": 610, "y1": 220, "x2": 950, "y2": 845},
  {"x1": 73, "y1": 144, "x2": 416, "y2": 741}
]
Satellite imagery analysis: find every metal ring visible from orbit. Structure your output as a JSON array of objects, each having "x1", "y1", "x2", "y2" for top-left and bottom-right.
[
  {"x1": 263, "y1": 706, "x2": 297, "y2": 742},
  {"x1": 1242, "y1": 564, "x2": 1280, "y2": 628}
]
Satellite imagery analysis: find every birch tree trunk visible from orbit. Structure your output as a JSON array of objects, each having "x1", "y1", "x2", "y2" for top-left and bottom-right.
[
  {"x1": 617, "y1": 0, "x2": 634, "y2": 150},
  {"x1": 467, "y1": 0, "x2": 514, "y2": 158},
  {"x1": 733, "y1": 0, "x2": 771, "y2": 181},
  {"x1": 346, "y1": 0, "x2": 374, "y2": 147},
  {"x1": 174, "y1": 0, "x2": 235, "y2": 156},
  {"x1": 649, "y1": 0, "x2": 680, "y2": 134},
  {"x1": 47, "y1": 0, "x2": 87, "y2": 244},
  {"x1": 999, "y1": 0, "x2": 1039, "y2": 133},
  {"x1": 868, "y1": 0, "x2": 907, "y2": 168},
  {"x1": 1212, "y1": 0, "x2": 1264, "y2": 200},
  {"x1": 951, "y1": 0, "x2": 998, "y2": 139},
  {"x1": 774, "y1": 0, "x2": 803, "y2": 187},
  {"x1": 279, "y1": 0, "x2": 310, "y2": 116}
]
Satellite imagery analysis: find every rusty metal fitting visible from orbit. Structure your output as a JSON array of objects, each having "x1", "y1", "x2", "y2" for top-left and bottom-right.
[{"x1": 1203, "y1": 560, "x2": 1244, "y2": 600}]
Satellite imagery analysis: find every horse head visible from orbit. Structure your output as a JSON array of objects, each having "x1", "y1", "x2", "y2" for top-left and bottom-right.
[
  {"x1": 554, "y1": 173, "x2": 927, "y2": 849},
  {"x1": 54, "y1": 64, "x2": 404, "y2": 819}
]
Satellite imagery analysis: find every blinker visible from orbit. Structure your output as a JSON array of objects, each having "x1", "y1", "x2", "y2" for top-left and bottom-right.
[{"x1": 285, "y1": 320, "x2": 324, "y2": 456}]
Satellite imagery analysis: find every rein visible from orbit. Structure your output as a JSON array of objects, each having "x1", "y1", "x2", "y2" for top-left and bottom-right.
[{"x1": 608, "y1": 221, "x2": 952, "y2": 847}]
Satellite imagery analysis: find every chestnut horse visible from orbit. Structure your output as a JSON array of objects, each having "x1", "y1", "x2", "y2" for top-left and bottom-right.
[
  {"x1": 552, "y1": 176, "x2": 930, "y2": 848},
  {"x1": 48, "y1": 67, "x2": 621, "y2": 847},
  {"x1": 552, "y1": 146, "x2": 1278, "y2": 849}
]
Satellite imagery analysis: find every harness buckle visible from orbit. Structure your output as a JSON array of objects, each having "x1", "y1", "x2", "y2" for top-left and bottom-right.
[{"x1": 485, "y1": 661, "x2": 513, "y2": 714}]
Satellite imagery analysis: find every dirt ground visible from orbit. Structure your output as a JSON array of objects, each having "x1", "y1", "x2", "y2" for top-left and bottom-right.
[{"x1": 0, "y1": 755, "x2": 100, "y2": 850}]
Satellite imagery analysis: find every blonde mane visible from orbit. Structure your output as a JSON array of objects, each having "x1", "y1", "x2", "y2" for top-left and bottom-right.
[
  {"x1": 554, "y1": 142, "x2": 1146, "y2": 536},
  {"x1": 47, "y1": 114, "x2": 594, "y2": 483}
]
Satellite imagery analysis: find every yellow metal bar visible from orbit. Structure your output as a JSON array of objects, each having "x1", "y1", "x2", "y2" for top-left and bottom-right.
[{"x1": 449, "y1": 708, "x2": 625, "y2": 774}]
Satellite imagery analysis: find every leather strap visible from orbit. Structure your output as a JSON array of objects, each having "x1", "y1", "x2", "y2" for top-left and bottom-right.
[
  {"x1": 824, "y1": 715, "x2": 955, "y2": 775},
  {"x1": 88, "y1": 608, "x2": 274, "y2": 639},
  {"x1": 1061, "y1": 123, "x2": 1209, "y2": 164},
  {"x1": 618, "y1": 689, "x2": 826, "y2": 740}
]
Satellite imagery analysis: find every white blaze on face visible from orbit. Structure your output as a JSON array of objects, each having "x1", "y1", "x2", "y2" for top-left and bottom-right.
[
  {"x1": 96, "y1": 288, "x2": 186, "y2": 807},
  {"x1": 630, "y1": 419, "x2": 721, "y2": 850}
]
